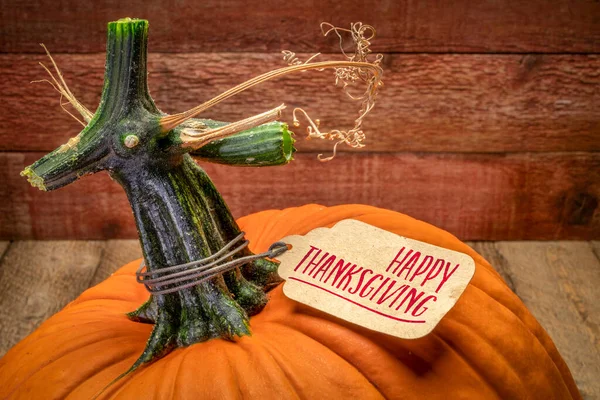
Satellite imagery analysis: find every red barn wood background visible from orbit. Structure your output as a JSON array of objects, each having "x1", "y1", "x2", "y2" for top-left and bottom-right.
[{"x1": 0, "y1": 0, "x2": 598, "y2": 240}]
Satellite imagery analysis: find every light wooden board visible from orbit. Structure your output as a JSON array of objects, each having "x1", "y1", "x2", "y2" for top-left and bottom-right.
[
  {"x1": 591, "y1": 241, "x2": 600, "y2": 261},
  {"x1": 467, "y1": 242, "x2": 516, "y2": 293},
  {"x1": 0, "y1": 241, "x2": 104, "y2": 355},
  {"x1": 491, "y1": 241, "x2": 600, "y2": 399},
  {"x1": 2, "y1": 151, "x2": 598, "y2": 240},
  {"x1": 0, "y1": 240, "x2": 141, "y2": 356},
  {"x1": 1, "y1": 53, "x2": 599, "y2": 153},
  {"x1": 0, "y1": 242, "x2": 9, "y2": 259},
  {"x1": 1, "y1": 0, "x2": 598, "y2": 53},
  {"x1": 88, "y1": 240, "x2": 142, "y2": 287}
]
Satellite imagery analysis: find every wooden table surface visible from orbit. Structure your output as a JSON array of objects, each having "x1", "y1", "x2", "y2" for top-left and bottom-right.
[{"x1": 1, "y1": 240, "x2": 599, "y2": 398}]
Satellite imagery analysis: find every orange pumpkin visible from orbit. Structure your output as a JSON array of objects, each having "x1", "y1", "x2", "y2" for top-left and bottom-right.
[{"x1": 0, "y1": 205, "x2": 580, "y2": 399}]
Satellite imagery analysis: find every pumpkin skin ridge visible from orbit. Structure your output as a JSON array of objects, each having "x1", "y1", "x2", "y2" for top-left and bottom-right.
[
  {"x1": 234, "y1": 339, "x2": 300, "y2": 400},
  {"x1": 103, "y1": 346, "x2": 197, "y2": 399},
  {"x1": 236, "y1": 333, "x2": 302, "y2": 398},
  {"x1": 273, "y1": 310, "x2": 417, "y2": 398},
  {"x1": 132, "y1": 345, "x2": 196, "y2": 400},
  {"x1": 253, "y1": 324, "x2": 384, "y2": 400},
  {"x1": 226, "y1": 335, "x2": 299, "y2": 400},
  {"x1": 427, "y1": 330, "x2": 500, "y2": 399},
  {"x1": 289, "y1": 286, "x2": 562, "y2": 400},
  {"x1": 441, "y1": 283, "x2": 573, "y2": 399},
  {"x1": 465, "y1": 283, "x2": 573, "y2": 396},
  {"x1": 462, "y1": 257, "x2": 575, "y2": 390},
  {"x1": 163, "y1": 345, "x2": 189, "y2": 399},
  {"x1": 71, "y1": 356, "x2": 140, "y2": 400},
  {"x1": 213, "y1": 339, "x2": 247, "y2": 400},
  {"x1": 254, "y1": 318, "x2": 385, "y2": 399},
  {"x1": 15, "y1": 304, "x2": 150, "y2": 349},
  {"x1": 63, "y1": 346, "x2": 141, "y2": 399},
  {"x1": 438, "y1": 308, "x2": 526, "y2": 398},
  {"x1": 245, "y1": 332, "x2": 306, "y2": 399},
  {"x1": 0, "y1": 300, "x2": 152, "y2": 399},
  {"x1": 104, "y1": 351, "x2": 163, "y2": 399},
  {"x1": 245, "y1": 290, "x2": 388, "y2": 399},
  {"x1": 279, "y1": 296, "x2": 500, "y2": 399},
  {"x1": 276, "y1": 295, "x2": 498, "y2": 399},
  {"x1": 3, "y1": 335, "x2": 142, "y2": 400},
  {"x1": 447, "y1": 265, "x2": 573, "y2": 398}
]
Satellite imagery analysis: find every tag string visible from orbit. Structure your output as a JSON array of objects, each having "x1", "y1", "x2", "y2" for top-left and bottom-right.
[{"x1": 136, "y1": 232, "x2": 288, "y2": 295}]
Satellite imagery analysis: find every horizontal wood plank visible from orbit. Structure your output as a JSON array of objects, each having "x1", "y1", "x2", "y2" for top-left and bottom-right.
[
  {"x1": 592, "y1": 241, "x2": 600, "y2": 260},
  {"x1": 0, "y1": 240, "x2": 143, "y2": 356},
  {"x1": 1, "y1": 53, "x2": 599, "y2": 153},
  {"x1": 0, "y1": 241, "x2": 105, "y2": 355},
  {"x1": 1, "y1": 151, "x2": 598, "y2": 240},
  {"x1": 0, "y1": 242, "x2": 10, "y2": 264},
  {"x1": 88, "y1": 240, "x2": 142, "y2": 287},
  {"x1": 492, "y1": 242, "x2": 600, "y2": 399},
  {"x1": 1, "y1": 0, "x2": 599, "y2": 53},
  {"x1": 467, "y1": 242, "x2": 516, "y2": 292}
]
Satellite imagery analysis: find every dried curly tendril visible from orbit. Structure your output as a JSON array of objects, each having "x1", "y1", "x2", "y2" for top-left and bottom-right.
[{"x1": 282, "y1": 22, "x2": 384, "y2": 161}]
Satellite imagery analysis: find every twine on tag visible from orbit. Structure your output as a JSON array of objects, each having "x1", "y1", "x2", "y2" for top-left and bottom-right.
[{"x1": 136, "y1": 232, "x2": 288, "y2": 295}]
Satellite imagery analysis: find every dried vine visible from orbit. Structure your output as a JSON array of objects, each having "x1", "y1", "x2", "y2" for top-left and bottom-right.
[{"x1": 282, "y1": 22, "x2": 384, "y2": 160}]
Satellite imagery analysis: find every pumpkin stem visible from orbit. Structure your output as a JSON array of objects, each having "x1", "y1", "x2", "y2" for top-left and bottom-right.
[{"x1": 21, "y1": 17, "x2": 286, "y2": 390}]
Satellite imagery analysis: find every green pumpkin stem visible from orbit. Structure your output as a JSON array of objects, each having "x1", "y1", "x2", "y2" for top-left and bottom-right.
[{"x1": 21, "y1": 17, "x2": 289, "y2": 382}]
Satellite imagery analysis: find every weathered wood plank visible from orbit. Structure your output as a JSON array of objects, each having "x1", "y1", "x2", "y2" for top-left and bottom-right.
[
  {"x1": 591, "y1": 241, "x2": 600, "y2": 261},
  {"x1": 0, "y1": 239, "x2": 142, "y2": 356},
  {"x1": 2, "y1": 53, "x2": 599, "y2": 153},
  {"x1": 0, "y1": 242, "x2": 10, "y2": 259},
  {"x1": 0, "y1": 241, "x2": 105, "y2": 356},
  {"x1": 467, "y1": 242, "x2": 516, "y2": 292},
  {"x1": 2, "y1": 151, "x2": 598, "y2": 240},
  {"x1": 493, "y1": 242, "x2": 600, "y2": 399},
  {"x1": 88, "y1": 240, "x2": 142, "y2": 287},
  {"x1": 1, "y1": 0, "x2": 599, "y2": 53}
]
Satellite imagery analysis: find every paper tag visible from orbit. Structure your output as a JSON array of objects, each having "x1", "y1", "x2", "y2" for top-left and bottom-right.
[{"x1": 275, "y1": 219, "x2": 475, "y2": 339}]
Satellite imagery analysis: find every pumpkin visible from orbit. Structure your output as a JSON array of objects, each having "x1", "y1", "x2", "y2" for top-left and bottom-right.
[{"x1": 0, "y1": 204, "x2": 580, "y2": 399}]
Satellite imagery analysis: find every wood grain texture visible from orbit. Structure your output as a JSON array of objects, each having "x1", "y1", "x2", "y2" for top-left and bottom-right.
[
  {"x1": 0, "y1": 240, "x2": 143, "y2": 356},
  {"x1": 0, "y1": 242, "x2": 9, "y2": 257},
  {"x1": 467, "y1": 242, "x2": 516, "y2": 292},
  {"x1": 2, "y1": 151, "x2": 598, "y2": 240},
  {"x1": 1, "y1": 0, "x2": 599, "y2": 53},
  {"x1": 2, "y1": 53, "x2": 599, "y2": 153},
  {"x1": 493, "y1": 241, "x2": 600, "y2": 399},
  {"x1": 591, "y1": 241, "x2": 600, "y2": 261},
  {"x1": 88, "y1": 240, "x2": 141, "y2": 287},
  {"x1": 0, "y1": 241, "x2": 104, "y2": 355}
]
